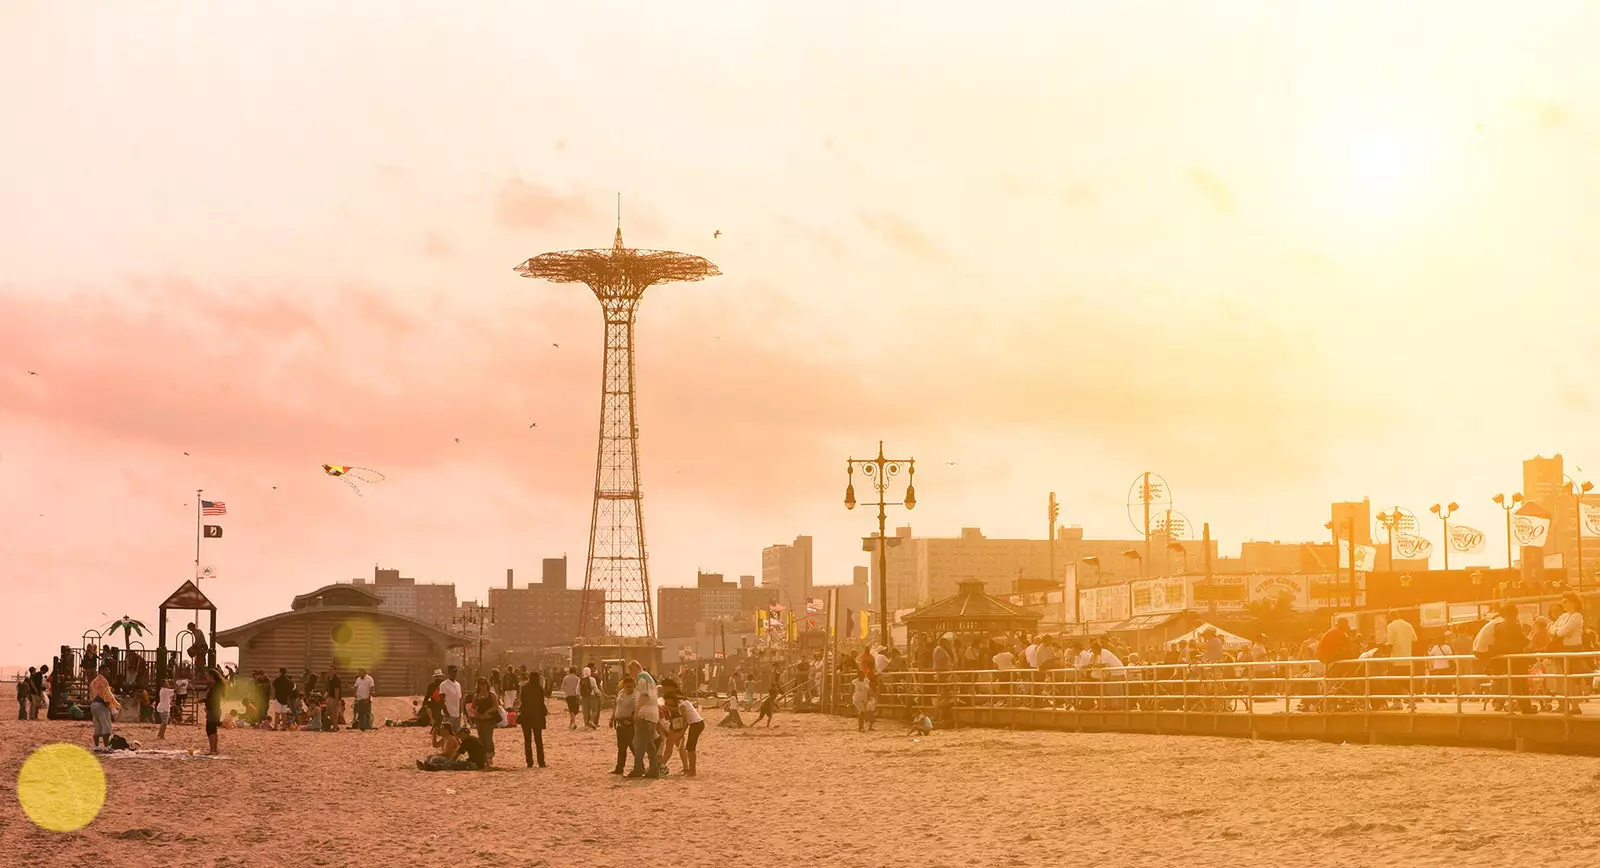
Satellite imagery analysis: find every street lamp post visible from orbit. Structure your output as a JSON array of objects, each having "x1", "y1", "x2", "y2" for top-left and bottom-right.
[
  {"x1": 1428, "y1": 502, "x2": 1460, "y2": 570},
  {"x1": 1492, "y1": 492, "x2": 1524, "y2": 570},
  {"x1": 1564, "y1": 475, "x2": 1594, "y2": 589},
  {"x1": 844, "y1": 441, "x2": 916, "y2": 651},
  {"x1": 1376, "y1": 508, "x2": 1404, "y2": 571},
  {"x1": 451, "y1": 604, "x2": 496, "y2": 675}
]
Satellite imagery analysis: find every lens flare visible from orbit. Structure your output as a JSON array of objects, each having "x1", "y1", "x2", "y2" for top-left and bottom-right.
[
  {"x1": 17, "y1": 743, "x2": 107, "y2": 833},
  {"x1": 331, "y1": 616, "x2": 389, "y2": 671}
]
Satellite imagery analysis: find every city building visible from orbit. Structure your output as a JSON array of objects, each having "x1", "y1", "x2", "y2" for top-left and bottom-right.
[
  {"x1": 761, "y1": 535, "x2": 814, "y2": 613},
  {"x1": 657, "y1": 572, "x2": 778, "y2": 640},
  {"x1": 486, "y1": 557, "x2": 605, "y2": 663},
  {"x1": 1523, "y1": 454, "x2": 1600, "y2": 582},
  {"x1": 215, "y1": 583, "x2": 466, "y2": 695},
  {"x1": 346, "y1": 566, "x2": 457, "y2": 629},
  {"x1": 867, "y1": 525, "x2": 1217, "y2": 611}
]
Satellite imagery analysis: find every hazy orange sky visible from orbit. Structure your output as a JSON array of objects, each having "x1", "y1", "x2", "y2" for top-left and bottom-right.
[{"x1": 4, "y1": 3, "x2": 1600, "y2": 663}]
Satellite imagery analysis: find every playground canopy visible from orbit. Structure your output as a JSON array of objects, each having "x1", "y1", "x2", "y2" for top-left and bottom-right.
[
  {"x1": 901, "y1": 580, "x2": 1042, "y2": 639},
  {"x1": 1165, "y1": 622, "x2": 1252, "y2": 650}
]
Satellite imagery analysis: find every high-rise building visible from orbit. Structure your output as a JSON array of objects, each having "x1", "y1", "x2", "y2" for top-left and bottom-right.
[
  {"x1": 1523, "y1": 454, "x2": 1600, "y2": 580},
  {"x1": 656, "y1": 571, "x2": 776, "y2": 640},
  {"x1": 761, "y1": 535, "x2": 814, "y2": 613},
  {"x1": 347, "y1": 566, "x2": 457, "y2": 629},
  {"x1": 487, "y1": 558, "x2": 605, "y2": 656}
]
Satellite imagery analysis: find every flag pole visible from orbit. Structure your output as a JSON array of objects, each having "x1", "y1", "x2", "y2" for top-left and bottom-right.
[{"x1": 194, "y1": 489, "x2": 203, "y2": 582}]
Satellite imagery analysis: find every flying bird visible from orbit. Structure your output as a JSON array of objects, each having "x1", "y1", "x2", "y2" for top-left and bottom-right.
[
  {"x1": 552, "y1": 343, "x2": 559, "y2": 348},
  {"x1": 713, "y1": 230, "x2": 721, "y2": 239},
  {"x1": 26, "y1": 370, "x2": 38, "y2": 376},
  {"x1": 945, "y1": 461, "x2": 958, "y2": 466},
  {"x1": 183, "y1": 452, "x2": 190, "y2": 456},
  {"x1": 455, "y1": 438, "x2": 461, "y2": 443},
  {"x1": 528, "y1": 423, "x2": 537, "y2": 428}
]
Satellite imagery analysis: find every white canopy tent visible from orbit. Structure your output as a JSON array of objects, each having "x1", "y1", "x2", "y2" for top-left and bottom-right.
[{"x1": 1166, "y1": 622, "x2": 1252, "y2": 650}]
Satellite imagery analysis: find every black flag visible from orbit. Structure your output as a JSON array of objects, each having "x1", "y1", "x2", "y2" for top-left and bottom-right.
[{"x1": 203, "y1": 525, "x2": 223, "y2": 539}]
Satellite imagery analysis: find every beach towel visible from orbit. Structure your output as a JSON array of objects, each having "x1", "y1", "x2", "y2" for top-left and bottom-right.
[{"x1": 96, "y1": 748, "x2": 226, "y2": 761}]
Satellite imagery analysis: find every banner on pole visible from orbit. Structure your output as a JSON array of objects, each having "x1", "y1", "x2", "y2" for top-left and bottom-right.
[
  {"x1": 1448, "y1": 525, "x2": 1486, "y2": 554},
  {"x1": 202, "y1": 525, "x2": 223, "y2": 539}
]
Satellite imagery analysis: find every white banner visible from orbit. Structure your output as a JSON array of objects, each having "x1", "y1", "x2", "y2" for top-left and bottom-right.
[
  {"x1": 1393, "y1": 532, "x2": 1434, "y2": 561},
  {"x1": 1545, "y1": 552, "x2": 1565, "y2": 568},
  {"x1": 1338, "y1": 540, "x2": 1378, "y2": 572},
  {"x1": 1581, "y1": 504, "x2": 1600, "y2": 538},
  {"x1": 1513, "y1": 512, "x2": 1551, "y2": 546},
  {"x1": 1448, "y1": 524, "x2": 1487, "y2": 554}
]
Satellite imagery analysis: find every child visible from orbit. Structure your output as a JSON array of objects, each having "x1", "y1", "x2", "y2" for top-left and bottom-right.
[
  {"x1": 909, "y1": 708, "x2": 933, "y2": 736},
  {"x1": 752, "y1": 689, "x2": 779, "y2": 727},
  {"x1": 156, "y1": 679, "x2": 175, "y2": 740},
  {"x1": 852, "y1": 674, "x2": 875, "y2": 732},
  {"x1": 717, "y1": 692, "x2": 744, "y2": 728}
]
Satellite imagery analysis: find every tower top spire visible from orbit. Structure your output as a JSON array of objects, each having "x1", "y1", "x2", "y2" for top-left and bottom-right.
[{"x1": 614, "y1": 192, "x2": 624, "y2": 250}]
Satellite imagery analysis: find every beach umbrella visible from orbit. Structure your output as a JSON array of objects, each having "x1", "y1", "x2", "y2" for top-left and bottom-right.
[{"x1": 108, "y1": 616, "x2": 148, "y2": 653}]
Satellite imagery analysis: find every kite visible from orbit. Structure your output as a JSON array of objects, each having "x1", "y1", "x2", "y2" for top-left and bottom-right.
[{"x1": 322, "y1": 464, "x2": 386, "y2": 496}]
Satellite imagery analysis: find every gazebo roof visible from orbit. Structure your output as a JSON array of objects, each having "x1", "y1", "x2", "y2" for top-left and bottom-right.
[{"x1": 902, "y1": 580, "x2": 1043, "y2": 634}]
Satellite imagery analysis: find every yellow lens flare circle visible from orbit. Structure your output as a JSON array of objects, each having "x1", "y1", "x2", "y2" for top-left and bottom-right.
[{"x1": 16, "y1": 743, "x2": 107, "y2": 833}]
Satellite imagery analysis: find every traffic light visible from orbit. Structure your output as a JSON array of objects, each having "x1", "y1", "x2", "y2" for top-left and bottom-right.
[{"x1": 1048, "y1": 492, "x2": 1059, "y2": 530}]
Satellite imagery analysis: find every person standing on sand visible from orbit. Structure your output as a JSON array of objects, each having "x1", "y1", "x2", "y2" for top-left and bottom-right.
[
  {"x1": 852, "y1": 673, "x2": 874, "y2": 732},
  {"x1": 519, "y1": 671, "x2": 548, "y2": 768},
  {"x1": 327, "y1": 667, "x2": 344, "y2": 729},
  {"x1": 610, "y1": 676, "x2": 637, "y2": 774},
  {"x1": 353, "y1": 668, "x2": 375, "y2": 731},
  {"x1": 580, "y1": 667, "x2": 601, "y2": 729},
  {"x1": 439, "y1": 665, "x2": 464, "y2": 732},
  {"x1": 676, "y1": 691, "x2": 705, "y2": 777},
  {"x1": 203, "y1": 667, "x2": 225, "y2": 755},
  {"x1": 627, "y1": 660, "x2": 662, "y2": 779},
  {"x1": 157, "y1": 679, "x2": 175, "y2": 740},
  {"x1": 472, "y1": 676, "x2": 500, "y2": 767},
  {"x1": 88, "y1": 664, "x2": 120, "y2": 748}
]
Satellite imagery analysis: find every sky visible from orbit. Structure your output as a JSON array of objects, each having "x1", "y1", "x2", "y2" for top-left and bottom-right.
[{"x1": 4, "y1": 1, "x2": 1600, "y2": 664}]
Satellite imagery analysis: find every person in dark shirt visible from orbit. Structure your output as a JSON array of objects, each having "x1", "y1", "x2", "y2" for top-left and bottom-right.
[
  {"x1": 325, "y1": 669, "x2": 343, "y2": 729},
  {"x1": 204, "y1": 667, "x2": 225, "y2": 755},
  {"x1": 271, "y1": 668, "x2": 293, "y2": 729}
]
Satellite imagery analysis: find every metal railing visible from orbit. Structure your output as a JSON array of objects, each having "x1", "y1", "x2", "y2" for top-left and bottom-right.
[{"x1": 843, "y1": 651, "x2": 1600, "y2": 720}]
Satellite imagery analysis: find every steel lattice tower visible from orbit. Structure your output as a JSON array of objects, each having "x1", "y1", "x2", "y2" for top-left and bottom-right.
[{"x1": 515, "y1": 219, "x2": 719, "y2": 639}]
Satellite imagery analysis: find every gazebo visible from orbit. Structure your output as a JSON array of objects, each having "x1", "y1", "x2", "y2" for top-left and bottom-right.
[{"x1": 901, "y1": 580, "x2": 1044, "y2": 641}]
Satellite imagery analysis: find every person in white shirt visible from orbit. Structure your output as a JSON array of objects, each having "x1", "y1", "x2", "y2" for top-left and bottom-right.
[
  {"x1": 627, "y1": 661, "x2": 662, "y2": 778},
  {"x1": 1550, "y1": 592, "x2": 1587, "y2": 714},
  {"x1": 1023, "y1": 642, "x2": 1039, "y2": 669},
  {"x1": 1426, "y1": 635, "x2": 1454, "y2": 697},
  {"x1": 439, "y1": 665, "x2": 463, "y2": 732},
  {"x1": 677, "y1": 695, "x2": 706, "y2": 777},
  {"x1": 156, "y1": 679, "x2": 175, "y2": 740},
  {"x1": 353, "y1": 668, "x2": 376, "y2": 731},
  {"x1": 874, "y1": 650, "x2": 889, "y2": 675},
  {"x1": 991, "y1": 647, "x2": 1016, "y2": 700},
  {"x1": 559, "y1": 668, "x2": 582, "y2": 729}
]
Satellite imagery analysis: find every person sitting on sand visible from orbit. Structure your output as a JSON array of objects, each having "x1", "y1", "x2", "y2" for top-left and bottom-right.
[
  {"x1": 418, "y1": 721, "x2": 485, "y2": 771},
  {"x1": 908, "y1": 708, "x2": 933, "y2": 736},
  {"x1": 717, "y1": 691, "x2": 745, "y2": 728},
  {"x1": 752, "y1": 688, "x2": 779, "y2": 728}
]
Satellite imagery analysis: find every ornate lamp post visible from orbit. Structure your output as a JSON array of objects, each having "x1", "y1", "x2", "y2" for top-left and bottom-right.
[
  {"x1": 844, "y1": 441, "x2": 916, "y2": 650},
  {"x1": 1428, "y1": 502, "x2": 1460, "y2": 570},
  {"x1": 1492, "y1": 492, "x2": 1523, "y2": 570}
]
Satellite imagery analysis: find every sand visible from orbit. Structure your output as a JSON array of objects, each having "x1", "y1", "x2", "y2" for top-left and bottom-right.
[{"x1": 3, "y1": 702, "x2": 1599, "y2": 868}]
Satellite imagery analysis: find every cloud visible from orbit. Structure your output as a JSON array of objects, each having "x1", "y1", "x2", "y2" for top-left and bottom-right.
[
  {"x1": 1187, "y1": 169, "x2": 1236, "y2": 214},
  {"x1": 495, "y1": 178, "x2": 601, "y2": 230},
  {"x1": 857, "y1": 211, "x2": 950, "y2": 261}
]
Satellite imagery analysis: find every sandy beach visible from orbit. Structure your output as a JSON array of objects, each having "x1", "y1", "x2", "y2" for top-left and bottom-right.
[{"x1": 3, "y1": 703, "x2": 1599, "y2": 868}]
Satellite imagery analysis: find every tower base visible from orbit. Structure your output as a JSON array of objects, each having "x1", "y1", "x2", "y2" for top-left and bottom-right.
[{"x1": 572, "y1": 637, "x2": 664, "y2": 691}]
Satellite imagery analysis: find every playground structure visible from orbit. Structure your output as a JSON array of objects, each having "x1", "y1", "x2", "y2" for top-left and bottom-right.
[{"x1": 46, "y1": 579, "x2": 219, "y2": 722}]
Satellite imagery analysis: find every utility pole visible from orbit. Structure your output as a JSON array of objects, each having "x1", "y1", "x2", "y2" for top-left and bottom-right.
[
  {"x1": 1142, "y1": 471, "x2": 1152, "y2": 577},
  {"x1": 1202, "y1": 522, "x2": 1215, "y2": 617}
]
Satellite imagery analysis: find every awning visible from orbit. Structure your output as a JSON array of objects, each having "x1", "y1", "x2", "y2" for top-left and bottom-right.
[{"x1": 1120, "y1": 613, "x2": 1183, "y2": 631}]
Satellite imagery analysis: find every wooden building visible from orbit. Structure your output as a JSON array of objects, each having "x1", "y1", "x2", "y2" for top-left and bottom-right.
[{"x1": 216, "y1": 583, "x2": 467, "y2": 696}]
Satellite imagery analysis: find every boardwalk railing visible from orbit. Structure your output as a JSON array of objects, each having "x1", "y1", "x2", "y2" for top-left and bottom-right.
[{"x1": 830, "y1": 652, "x2": 1600, "y2": 753}]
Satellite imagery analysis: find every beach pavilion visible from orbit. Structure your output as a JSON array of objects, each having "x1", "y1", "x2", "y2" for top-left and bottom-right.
[
  {"x1": 215, "y1": 583, "x2": 468, "y2": 695},
  {"x1": 901, "y1": 580, "x2": 1043, "y2": 646}
]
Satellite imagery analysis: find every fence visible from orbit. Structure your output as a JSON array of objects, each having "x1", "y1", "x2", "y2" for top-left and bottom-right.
[{"x1": 829, "y1": 652, "x2": 1600, "y2": 754}]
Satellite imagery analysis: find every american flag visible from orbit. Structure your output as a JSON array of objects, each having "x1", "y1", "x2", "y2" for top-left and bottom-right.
[{"x1": 201, "y1": 500, "x2": 227, "y2": 516}]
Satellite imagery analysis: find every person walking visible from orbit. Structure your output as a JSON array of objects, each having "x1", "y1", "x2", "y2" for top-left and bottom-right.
[
  {"x1": 580, "y1": 667, "x2": 601, "y2": 729},
  {"x1": 353, "y1": 668, "x2": 376, "y2": 731},
  {"x1": 609, "y1": 676, "x2": 637, "y2": 774},
  {"x1": 677, "y1": 691, "x2": 705, "y2": 777},
  {"x1": 519, "y1": 671, "x2": 548, "y2": 768},
  {"x1": 560, "y1": 667, "x2": 582, "y2": 729},
  {"x1": 16, "y1": 675, "x2": 31, "y2": 721},
  {"x1": 627, "y1": 660, "x2": 662, "y2": 778}
]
